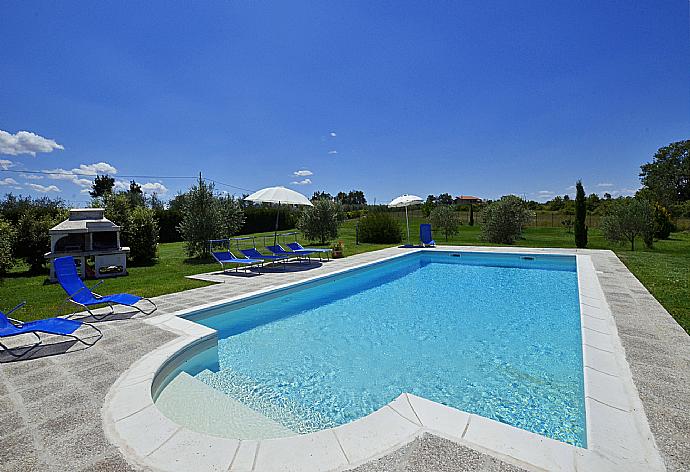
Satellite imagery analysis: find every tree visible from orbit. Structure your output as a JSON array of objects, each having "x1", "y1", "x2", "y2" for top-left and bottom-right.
[
  {"x1": 574, "y1": 180, "x2": 588, "y2": 248},
  {"x1": 217, "y1": 195, "x2": 246, "y2": 238},
  {"x1": 603, "y1": 192, "x2": 612, "y2": 200},
  {"x1": 178, "y1": 176, "x2": 219, "y2": 257},
  {"x1": 103, "y1": 193, "x2": 132, "y2": 242},
  {"x1": 126, "y1": 180, "x2": 145, "y2": 207},
  {"x1": 0, "y1": 218, "x2": 15, "y2": 277},
  {"x1": 421, "y1": 195, "x2": 436, "y2": 217},
  {"x1": 639, "y1": 140, "x2": 690, "y2": 209},
  {"x1": 652, "y1": 203, "x2": 675, "y2": 240},
  {"x1": 336, "y1": 191, "x2": 347, "y2": 203},
  {"x1": 549, "y1": 195, "x2": 565, "y2": 211},
  {"x1": 469, "y1": 204, "x2": 474, "y2": 226},
  {"x1": 430, "y1": 205, "x2": 461, "y2": 241},
  {"x1": 600, "y1": 198, "x2": 654, "y2": 251},
  {"x1": 437, "y1": 193, "x2": 454, "y2": 205},
  {"x1": 297, "y1": 199, "x2": 345, "y2": 244},
  {"x1": 480, "y1": 195, "x2": 533, "y2": 244},
  {"x1": 90, "y1": 174, "x2": 115, "y2": 198},
  {"x1": 127, "y1": 206, "x2": 159, "y2": 264},
  {"x1": 347, "y1": 190, "x2": 366, "y2": 205},
  {"x1": 311, "y1": 191, "x2": 333, "y2": 201}
]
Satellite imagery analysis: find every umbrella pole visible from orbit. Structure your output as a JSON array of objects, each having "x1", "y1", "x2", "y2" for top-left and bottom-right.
[
  {"x1": 405, "y1": 206, "x2": 410, "y2": 245},
  {"x1": 274, "y1": 202, "x2": 280, "y2": 246}
]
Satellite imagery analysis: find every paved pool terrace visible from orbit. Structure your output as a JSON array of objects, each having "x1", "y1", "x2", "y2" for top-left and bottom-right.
[{"x1": 0, "y1": 246, "x2": 688, "y2": 471}]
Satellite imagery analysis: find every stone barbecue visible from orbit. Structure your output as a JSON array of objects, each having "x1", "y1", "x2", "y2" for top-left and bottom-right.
[{"x1": 44, "y1": 208, "x2": 130, "y2": 282}]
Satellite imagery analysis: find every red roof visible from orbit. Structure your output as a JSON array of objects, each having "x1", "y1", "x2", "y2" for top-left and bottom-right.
[{"x1": 457, "y1": 195, "x2": 482, "y2": 200}]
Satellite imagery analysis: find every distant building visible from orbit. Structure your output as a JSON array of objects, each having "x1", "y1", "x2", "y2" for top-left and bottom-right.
[{"x1": 456, "y1": 195, "x2": 483, "y2": 205}]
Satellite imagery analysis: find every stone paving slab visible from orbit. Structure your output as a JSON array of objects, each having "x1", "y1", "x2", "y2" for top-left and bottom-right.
[{"x1": 1, "y1": 246, "x2": 688, "y2": 471}]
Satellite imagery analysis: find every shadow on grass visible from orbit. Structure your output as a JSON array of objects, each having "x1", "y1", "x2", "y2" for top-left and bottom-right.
[{"x1": 183, "y1": 256, "x2": 216, "y2": 265}]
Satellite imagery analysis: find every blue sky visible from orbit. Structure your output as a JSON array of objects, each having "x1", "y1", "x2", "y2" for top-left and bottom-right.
[{"x1": 1, "y1": 1, "x2": 689, "y2": 204}]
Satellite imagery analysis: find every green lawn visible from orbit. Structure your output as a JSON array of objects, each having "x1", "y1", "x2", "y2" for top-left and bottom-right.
[{"x1": 2, "y1": 220, "x2": 688, "y2": 334}]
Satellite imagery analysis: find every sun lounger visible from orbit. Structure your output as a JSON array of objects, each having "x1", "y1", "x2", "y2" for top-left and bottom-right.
[
  {"x1": 286, "y1": 242, "x2": 331, "y2": 260},
  {"x1": 212, "y1": 250, "x2": 264, "y2": 273},
  {"x1": 420, "y1": 224, "x2": 436, "y2": 247},
  {"x1": 54, "y1": 256, "x2": 157, "y2": 319},
  {"x1": 0, "y1": 302, "x2": 102, "y2": 358}
]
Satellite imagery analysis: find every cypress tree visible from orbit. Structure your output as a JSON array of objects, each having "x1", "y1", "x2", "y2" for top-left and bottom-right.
[
  {"x1": 469, "y1": 204, "x2": 474, "y2": 226},
  {"x1": 574, "y1": 180, "x2": 588, "y2": 248}
]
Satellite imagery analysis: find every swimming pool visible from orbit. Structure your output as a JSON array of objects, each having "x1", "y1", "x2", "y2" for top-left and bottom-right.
[{"x1": 154, "y1": 251, "x2": 586, "y2": 447}]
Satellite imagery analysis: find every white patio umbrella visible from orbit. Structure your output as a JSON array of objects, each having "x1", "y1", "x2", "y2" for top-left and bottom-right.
[
  {"x1": 244, "y1": 186, "x2": 313, "y2": 245},
  {"x1": 388, "y1": 194, "x2": 424, "y2": 245}
]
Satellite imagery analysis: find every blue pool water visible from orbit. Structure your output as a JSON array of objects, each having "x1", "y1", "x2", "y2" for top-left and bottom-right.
[{"x1": 174, "y1": 252, "x2": 586, "y2": 446}]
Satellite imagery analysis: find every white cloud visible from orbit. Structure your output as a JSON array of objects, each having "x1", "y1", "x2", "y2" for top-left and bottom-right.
[
  {"x1": 329, "y1": 132, "x2": 336, "y2": 137},
  {"x1": 44, "y1": 162, "x2": 118, "y2": 188},
  {"x1": 0, "y1": 130, "x2": 64, "y2": 156},
  {"x1": 328, "y1": 150, "x2": 338, "y2": 155},
  {"x1": 140, "y1": 182, "x2": 168, "y2": 194},
  {"x1": 293, "y1": 169, "x2": 313, "y2": 177},
  {"x1": 28, "y1": 183, "x2": 60, "y2": 193},
  {"x1": 113, "y1": 180, "x2": 129, "y2": 191},
  {"x1": 113, "y1": 180, "x2": 168, "y2": 194},
  {"x1": 0, "y1": 177, "x2": 19, "y2": 186},
  {"x1": 20, "y1": 173, "x2": 43, "y2": 180},
  {"x1": 291, "y1": 178, "x2": 312, "y2": 185},
  {"x1": 597, "y1": 182, "x2": 614, "y2": 187},
  {"x1": 537, "y1": 190, "x2": 554, "y2": 195},
  {"x1": 72, "y1": 162, "x2": 117, "y2": 175},
  {"x1": 0, "y1": 159, "x2": 13, "y2": 170}
]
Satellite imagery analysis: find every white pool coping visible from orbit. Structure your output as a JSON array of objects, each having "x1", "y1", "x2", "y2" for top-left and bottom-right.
[{"x1": 103, "y1": 246, "x2": 665, "y2": 472}]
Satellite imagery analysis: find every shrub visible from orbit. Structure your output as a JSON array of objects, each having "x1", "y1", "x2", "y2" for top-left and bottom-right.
[
  {"x1": 358, "y1": 211, "x2": 402, "y2": 244},
  {"x1": 0, "y1": 218, "x2": 15, "y2": 276},
  {"x1": 103, "y1": 193, "x2": 133, "y2": 243},
  {"x1": 430, "y1": 205, "x2": 461, "y2": 241},
  {"x1": 574, "y1": 180, "x2": 588, "y2": 248},
  {"x1": 127, "y1": 206, "x2": 159, "y2": 265},
  {"x1": 653, "y1": 203, "x2": 675, "y2": 240},
  {"x1": 103, "y1": 193, "x2": 161, "y2": 264},
  {"x1": 600, "y1": 198, "x2": 654, "y2": 251},
  {"x1": 297, "y1": 199, "x2": 345, "y2": 244},
  {"x1": 15, "y1": 210, "x2": 67, "y2": 272},
  {"x1": 218, "y1": 195, "x2": 246, "y2": 238},
  {"x1": 480, "y1": 196, "x2": 533, "y2": 244}
]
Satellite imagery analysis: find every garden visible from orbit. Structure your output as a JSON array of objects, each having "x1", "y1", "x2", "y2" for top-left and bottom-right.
[{"x1": 1, "y1": 141, "x2": 688, "y2": 335}]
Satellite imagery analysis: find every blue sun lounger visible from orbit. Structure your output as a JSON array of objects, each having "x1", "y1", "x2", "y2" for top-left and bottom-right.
[
  {"x1": 420, "y1": 224, "x2": 436, "y2": 247},
  {"x1": 0, "y1": 302, "x2": 102, "y2": 358},
  {"x1": 240, "y1": 248, "x2": 289, "y2": 268},
  {"x1": 265, "y1": 244, "x2": 315, "y2": 263},
  {"x1": 212, "y1": 250, "x2": 264, "y2": 273},
  {"x1": 286, "y1": 242, "x2": 331, "y2": 261},
  {"x1": 54, "y1": 256, "x2": 157, "y2": 319}
]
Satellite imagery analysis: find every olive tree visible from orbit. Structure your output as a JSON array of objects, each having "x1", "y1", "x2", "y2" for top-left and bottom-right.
[
  {"x1": 600, "y1": 198, "x2": 654, "y2": 251},
  {"x1": 297, "y1": 199, "x2": 345, "y2": 244},
  {"x1": 430, "y1": 205, "x2": 461, "y2": 241},
  {"x1": 480, "y1": 195, "x2": 533, "y2": 244},
  {"x1": 178, "y1": 177, "x2": 220, "y2": 257}
]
